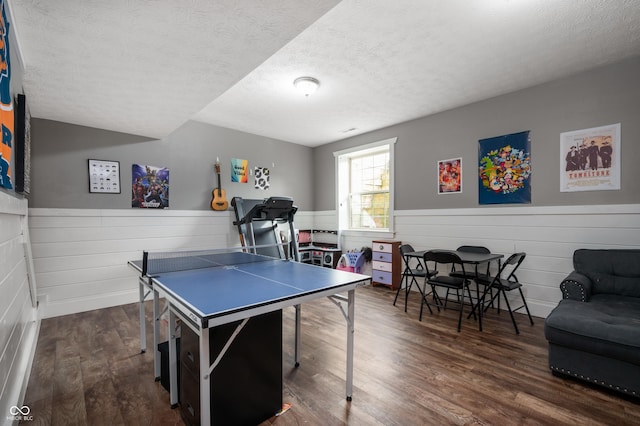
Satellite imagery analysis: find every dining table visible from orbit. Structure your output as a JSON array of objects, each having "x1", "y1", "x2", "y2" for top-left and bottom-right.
[{"x1": 405, "y1": 249, "x2": 504, "y2": 329}]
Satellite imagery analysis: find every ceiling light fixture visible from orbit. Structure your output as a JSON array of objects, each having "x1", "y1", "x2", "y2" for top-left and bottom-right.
[{"x1": 293, "y1": 76, "x2": 320, "y2": 96}]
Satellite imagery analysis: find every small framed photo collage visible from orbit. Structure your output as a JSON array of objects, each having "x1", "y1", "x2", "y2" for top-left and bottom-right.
[{"x1": 88, "y1": 159, "x2": 121, "y2": 193}]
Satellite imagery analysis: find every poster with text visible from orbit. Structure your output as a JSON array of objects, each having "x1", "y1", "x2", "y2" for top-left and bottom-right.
[
  {"x1": 131, "y1": 164, "x2": 169, "y2": 208},
  {"x1": 438, "y1": 158, "x2": 462, "y2": 194},
  {"x1": 0, "y1": 0, "x2": 13, "y2": 189},
  {"x1": 478, "y1": 131, "x2": 531, "y2": 205},
  {"x1": 560, "y1": 123, "x2": 620, "y2": 192},
  {"x1": 231, "y1": 158, "x2": 248, "y2": 183}
]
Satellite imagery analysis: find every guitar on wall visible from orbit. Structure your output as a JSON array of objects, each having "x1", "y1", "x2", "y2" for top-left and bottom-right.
[{"x1": 211, "y1": 161, "x2": 229, "y2": 211}]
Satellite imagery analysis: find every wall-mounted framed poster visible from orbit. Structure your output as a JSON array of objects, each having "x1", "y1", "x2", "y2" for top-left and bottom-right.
[
  {"x1": 478, "y1": 131, "x2": 531, "y2": 205},
  {"x1": 560, "y1": 123, "x2": 620, "y2": 192},
  {"x1": 88, "y1": 159, "x2": 121, "y2": 193},
  {"x1": 438, "y1": 157, "x2": 462, "y2": 194}
]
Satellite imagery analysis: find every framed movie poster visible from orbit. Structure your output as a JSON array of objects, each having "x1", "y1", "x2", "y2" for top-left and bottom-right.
[
  {"x1": 132, "y1": 164, "x2": 169, "y2": 208},
  {"x1": 478, "y1": 131, "x2": 531, "y2": 205},
  {"x1": 560, "y1": 123, "x2": 620, "y2": 192},
  {"x1": 438, "y1": 158, "x2": 462, "y2": 194}
]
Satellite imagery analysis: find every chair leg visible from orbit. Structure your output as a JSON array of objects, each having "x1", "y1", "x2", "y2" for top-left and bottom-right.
[
  {"x1": 393, "y1": 275, "x2": 406, "y2": 306},
  {"x1": 465, "y1": 285, "x2": 477, "y2": 321},
  {"x1": 406, "y1": 276, "x2": 420, "y2": 312},
  {"x1": 469, "y1": 283, "x2": 489, "y2": 320},
  {"x1": 483, "y1": 288, "x2": 500, "y2": 314},
  {"x1": 500, "y1": 289, "x2": 520, "y2": 334},
  {"x1": 404, "y1": 283, "x2": 410, "y2": 312},
  {"x1": 419, "y1": 283, "x2": 434, "y2": 321},
  {"x1": 430, "y1": 285, "x2": 442, "y2": 311},
  {"x1": 420, "y1": 283, "x2": 434, "y2": 315},
  {"x1": 394, "y1": 275, "x2": 414, "y2": 311},
  {"x1": 456, "y1": 288, "x2": 463, "y2": 332},
  {"x1": 518, "y1": 288, "x2": 535, "y2": 325}
]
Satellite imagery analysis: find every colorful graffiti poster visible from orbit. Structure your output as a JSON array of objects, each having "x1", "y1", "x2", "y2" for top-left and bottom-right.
[
  {"x1": 254, "y1": 166, "x2": 270, "y2": 190},
  {"x1": 231, "y1": 158, "x2": 248, "y2": 183},
  {"x1": 0, "y1": 0, "x2": 13, "y2": 189},
  {"x1": 560, "y1": 123, "x2": 620, "y2": 192},
  {"x1": 438, "y1": 158, "x2": 462, "y2": 194},
  {"x1": 478, "y1": 131, "x2": 531, "y2": 205},
  {"x1": 131, "y1": 164, "x2": 169, "y2": 208}
]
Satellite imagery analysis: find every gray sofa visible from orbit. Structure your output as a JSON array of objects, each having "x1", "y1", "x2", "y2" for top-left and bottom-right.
[{"x1": 544, "y1": 249, "x2": 640, "y2": 398}]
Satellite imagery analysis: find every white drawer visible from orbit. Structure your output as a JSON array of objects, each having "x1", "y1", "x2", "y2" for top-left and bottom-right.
[
  {"x1": 372, "y1": 260, "x2": 393, "y2": 272},
  {"x1": 374, "y1": 242, "x2": 394, "y2": 253}
]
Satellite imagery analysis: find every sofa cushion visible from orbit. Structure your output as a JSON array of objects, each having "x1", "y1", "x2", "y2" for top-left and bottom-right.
[
  {"x1": 544, "y1": 295, "x2": 640, "y2": 365},
  {"x1": 584, "y1": 273, "x2": 640, "y2": 297},
  {"x1": 574, "y1": 249, "x2": 640, "y2": 297}
]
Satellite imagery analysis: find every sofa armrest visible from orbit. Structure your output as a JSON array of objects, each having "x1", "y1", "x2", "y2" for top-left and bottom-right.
[{"x1": 559, "y1": 271, "x2": 593, "y2": 302}]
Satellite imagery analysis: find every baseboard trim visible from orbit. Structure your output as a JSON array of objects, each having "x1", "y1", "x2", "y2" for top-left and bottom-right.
[{"x1": 40, "y1": 290, "x2": 139, "y2": 319}]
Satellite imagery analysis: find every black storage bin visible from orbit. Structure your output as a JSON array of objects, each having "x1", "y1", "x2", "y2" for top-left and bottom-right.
[{"x1": 158, "y1": 338, "x2": 180, "y2": 397}]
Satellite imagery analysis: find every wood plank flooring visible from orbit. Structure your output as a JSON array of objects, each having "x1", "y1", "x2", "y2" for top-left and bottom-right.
[{"x1": 22, "y1": 285, "x2": 640, "y2": 425}]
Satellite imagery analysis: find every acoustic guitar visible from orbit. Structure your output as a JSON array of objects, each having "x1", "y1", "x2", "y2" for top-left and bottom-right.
[{"x1": 211, "y1": 161, "x2": 229, "y2": 211}]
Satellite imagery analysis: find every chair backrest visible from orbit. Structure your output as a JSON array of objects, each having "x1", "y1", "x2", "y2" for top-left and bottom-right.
[
  {"x1": 423, "y1": 250, "x2": 465, "y2": 275},
  {"x1": 399, "y1": 244, "x2": 415, "y2": 256},
  {"x1": 500, "y1": 252, "x2": 526, "y2": 281},
  {"x1": 399, "y1": 244, "x2": 416, "y2": 268},
  {"x1": 457, "y1": 245, "x2": 490, "y2": 254}
]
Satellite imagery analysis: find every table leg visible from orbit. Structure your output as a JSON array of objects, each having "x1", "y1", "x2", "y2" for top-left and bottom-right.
[
  {"x1": 168, "y1": 309, "x2": 179, "y2": 408},
  {"x1": 346, "y1": 289, "x2": 355, "y2": 401},
  {"x1": 294, "y1": 304, "x2": 301, "y2": 367},
  {"x1": 153, "y1": 288, "x2": 161, "y2": 380},
  {"x1": 138, "y1": 280, "x2": 146, "y2": 354},
  {"x1": 200, "y1": 326, "x2": 211, "y2": 426}
]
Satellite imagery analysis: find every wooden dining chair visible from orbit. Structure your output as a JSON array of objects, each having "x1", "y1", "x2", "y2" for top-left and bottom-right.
[{"x1": 422, "y1": 250, "x2": 477, "y2": 332}]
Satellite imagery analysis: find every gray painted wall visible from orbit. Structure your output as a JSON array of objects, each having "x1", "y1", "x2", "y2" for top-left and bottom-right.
[
  {"x1": 29, "y1": 120, "x2": 314, "y2": 210},
  {"x1": 27, "y1": 57, "x2": 640, "y2": 212},
  {"x1": 313, "y1": 57, "x2": 640, "y2": 210}
]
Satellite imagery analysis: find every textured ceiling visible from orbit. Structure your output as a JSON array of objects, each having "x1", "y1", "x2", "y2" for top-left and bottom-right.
[
  {"x1": 9, "y1": 0, "x2": 341, "y2": 139},
  {"x1": 9, "y1": 0, "x2": 640, "y2": 147}
]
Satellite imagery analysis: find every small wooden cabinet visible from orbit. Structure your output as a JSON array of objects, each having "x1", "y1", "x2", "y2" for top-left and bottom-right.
[{"x1": 371, "y1": 240, "x2": 401, "y2": 290}]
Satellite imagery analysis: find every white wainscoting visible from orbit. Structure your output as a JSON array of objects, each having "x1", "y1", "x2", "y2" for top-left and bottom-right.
[
  {"x1": 315, "y1": 204, "x2": 640, "y2": 318},
  {"x1": 28, "y1": 208, "x2": 315, "y2": 319},
  {"x1": 27, "y1": 205, "x2": 639, "y2": 320},
  {"x1": 0, "y1": 192, "x2": 39, "y2": 420}
]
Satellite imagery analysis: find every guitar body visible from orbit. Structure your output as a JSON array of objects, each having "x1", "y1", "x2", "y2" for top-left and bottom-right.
[
  {"x1": 211, "y1": 187, "x2": 229, "y2": 211},
  {"x1": 211, "y1": 162, "x2": 229, "y2": 211}
]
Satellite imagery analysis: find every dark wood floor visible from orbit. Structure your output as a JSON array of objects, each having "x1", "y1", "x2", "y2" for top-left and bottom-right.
[{"x1": 23, "y1": 285, "x2": 640, "y2": 425}]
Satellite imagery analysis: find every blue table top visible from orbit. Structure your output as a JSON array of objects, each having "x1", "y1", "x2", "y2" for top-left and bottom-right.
[{"x1": 131, "y1": 252, "x2": 370, "y2": 325}]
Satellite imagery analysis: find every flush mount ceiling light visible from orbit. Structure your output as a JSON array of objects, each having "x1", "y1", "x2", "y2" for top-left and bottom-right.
[{"x1": 293, "y1": 76, "x2": 320, "y2": 96}]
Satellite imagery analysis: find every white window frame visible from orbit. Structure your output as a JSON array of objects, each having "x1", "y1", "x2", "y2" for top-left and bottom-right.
[{"x1": 334, "y1": 137, "x2": 397, "y2": 237}]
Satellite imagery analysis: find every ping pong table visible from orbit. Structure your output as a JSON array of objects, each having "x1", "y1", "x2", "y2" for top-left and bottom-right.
[{"x1": 129, "y1": 248, "x2": 370, "y2": 425}]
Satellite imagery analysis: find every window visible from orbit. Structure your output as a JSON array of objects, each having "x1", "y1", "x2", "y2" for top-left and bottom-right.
[{"x1": 334, "y1": 138, "x2": 396, "y2": 232}]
